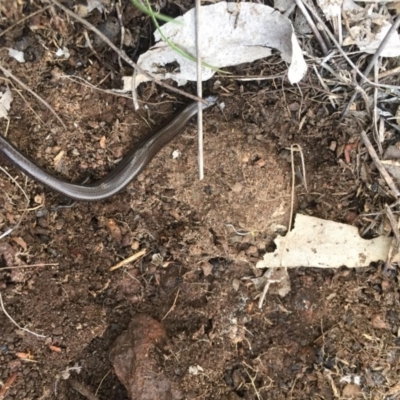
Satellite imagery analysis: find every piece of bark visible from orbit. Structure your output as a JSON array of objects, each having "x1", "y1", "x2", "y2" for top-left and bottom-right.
[{"x1": 109, "y1": 314, "x2": 183, "y2": 400}]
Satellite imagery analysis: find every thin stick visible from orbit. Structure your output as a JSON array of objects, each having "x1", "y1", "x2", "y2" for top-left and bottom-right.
[
  {"x1": 50, "y1": 0, "x2": 205, "y2": 105},
  {"x1": 0, "y1": 166, "x2": 30, "y2": 240},
  {"x1": 244, "y1": 367, "x2": 262, "y2": 400},
  {"x1": 0, "y1": 292, "x2": 47, "y2": 338},
  {"x1": 379, "y1": 66, "x2": 400, "y2": 79},
  {"x1": 0, "y1": 65, "x2": 67, "y2": 129},
  {"x1": 257, "y1": 144, "x2": 301, "y2": 308},
  {"x1": 195, "y1": 0, "x2": 204, "y2": 179},
  {"x1": 312, "y1": 65, "x2": 337, "y2": 108},
  {"x1": 162, "y1": 288, "x2": 180, "y2": 320},
  {"x1": 0, "y1": 5, "x2": 51, "y2": 38},
  {"x1": 0, "y1": 167, "x2": 29, "y2": 203},
  {"x1": 232, "y1": 73, "x2": 286, "y2": 81},
  {"x1": 257, "y1": 269, "x2": 274, "y2": 309},
  {"x1": 95, "y1": 370, "x2": 111, "y2": 397},
  {"x1": 0, "y1": 263, "x2": 59, "y2": 270},
  {"x1": 294, "y1": 0, "x2": 329, "y2": 55},
  {"x1": 68, "y1": 378, "x2": 99, "y2": 400},
  {"x1": 60, "y1": 74, "x2": 131, "y2": 99},
  {"x1": 291, "y1": 144, "x2": 308, "y2": 192},
  {"x1": 109, "y1": 248, "x2": 147, "y2": 271},
  {"x1": 303, "y1": 2, "x2": 400, "y2": 91},
  {"x1": 7, "y1": 80, "x2": 48, "y2": 127},
  {"x1": 115, "y1": 1, "x2": 139, "y2": 109},
  {"x1": 359, "y1": 14, "x2": 400, "y2": 80},
  {"x1": 373, "y1": 61, "x2": 383, "y2": 154},
  {"x1": 288, "y1": 145, "x2": 297, "y2": 232},
  {"x1": 360, "y1": 130, "x2": 400, "y2": 198},
  {"x1": 341, "y1": 14, "x2": 400, "y2": 119},
  {"x1": 115, "y1": 2, "x2": 125, "y2": 72}
]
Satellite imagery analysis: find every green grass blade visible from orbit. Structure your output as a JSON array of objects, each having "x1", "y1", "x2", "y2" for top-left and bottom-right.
[
  {"x1": 133, "y1": 0, "x2": 229, "y2": 74},
  {"x1": 131, "y1": 0, "x2": 181, "y2": 24}
]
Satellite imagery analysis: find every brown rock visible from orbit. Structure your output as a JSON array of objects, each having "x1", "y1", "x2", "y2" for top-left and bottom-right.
[{"x1": 109, "y1": 314, "x2": 183, "y2": 400}]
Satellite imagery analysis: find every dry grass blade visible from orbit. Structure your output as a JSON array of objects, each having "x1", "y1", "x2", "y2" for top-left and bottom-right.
[
  {"x1": 360, "y1": 130, "x2": 400, "y2": 198},
  {"x1": 294, "y1": 0, "x2": 330, "y2": 55},
  {"x1": 0, "y1": 292, "x2": 47, "y2": 338},
  {"x1": 95, "y1": 370, "x2": 111, "y2": 397}
]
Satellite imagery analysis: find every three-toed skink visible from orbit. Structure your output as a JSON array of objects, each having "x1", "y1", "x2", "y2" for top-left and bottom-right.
[{"x1": 0, "y1": 96, "x2": 217, "y2": 201}]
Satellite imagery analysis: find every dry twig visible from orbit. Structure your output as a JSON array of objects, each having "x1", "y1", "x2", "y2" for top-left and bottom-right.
[
  {"x1": 95, "y1": 370, "x2": 111, "y2": 397},
  {"x1": 360, "y1": 130, "x2": 400, "y2": 198},
  {"x1": 303, "y1": 3, "x2": 400, "y2": 92},
  {"x1": 0, "y1": 166, "x2": 30, "y2": 240},
  {"x1": 115, "y1": 1, "x2": 125, "y2": 72},
  {"x1": 59, "y1": 74, "x2": 131, "y2": 99},
  {"x1": 0, "y1": 263, "x2": 59, "y2": 270},
  {"x1": 257, "y1": 141, "x2": 306, "y2": 308},
  {"x1": 0, "y1": 78, "x2": 48, "y2": 127},
  {"x1": 195, "y1": 0, "x2": 204, "y2": 179},
  {"x1": 162, "y1": 288, "x2": 180, "y2": 321},
  {"x1": 109, "y1": 248, "x2": 147, "y2": 271},
  {"x1": 0, "y1": 5, "x2": 51, "y2": 38},
  {"x1": 50, "y1": 0, "x2": 206, "y2": 105},
  {"x1": 0, "y1": 292, "x2": 47, "y2": 338},
  {"x1": 341, "y1": 14, "x2": 400, "y2": 119},
  {"x1": 294, "y1": 0, "x2": 330, "y2": 55},
  {"x1": 0, "y1": 65, "x2": 67, "y2": 129},
  {"x1": 379, "y1": 66, "x2": 400, "y2": 79},
  {"x1": 68, "y1": 378, "x2": 99, "y2": 400}
]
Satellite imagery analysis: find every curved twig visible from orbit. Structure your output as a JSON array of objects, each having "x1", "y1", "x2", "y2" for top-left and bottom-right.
[
  {"x1": 50, "y1": 0, "x2": 206, "y2": 105},
  {"x1": 0, "y1": 64, "x2": 67, "y2": 129}
]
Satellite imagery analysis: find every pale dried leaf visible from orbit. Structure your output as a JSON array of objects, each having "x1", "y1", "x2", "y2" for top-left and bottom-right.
[
  {"x1": 8, "y1": 48, "x2": 25, "y2": 63},
  {"x1": 342, "y1": 1, "x2": 400, "y2": 57},
  {"x1": 257, "y1": 214, "x2": 399, "y2": 268},
  {"x1": 131, "y1": 2, "x2": 306, "y2": 88},
  {"x1": 0, "y1": 87, "x2": 13, "y2": 119},
  {"x1": 317, "y1": 0, "x2": 342, "y2": 19}
]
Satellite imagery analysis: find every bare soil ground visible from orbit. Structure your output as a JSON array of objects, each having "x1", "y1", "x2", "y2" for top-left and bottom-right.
[{"x1": 1, "y1": 1, "x2": 400, "y2": 400}]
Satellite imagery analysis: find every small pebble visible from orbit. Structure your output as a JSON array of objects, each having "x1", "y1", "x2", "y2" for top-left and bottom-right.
[{"x1": 232, "y1": 279, "x2": 240, "y2": 291}]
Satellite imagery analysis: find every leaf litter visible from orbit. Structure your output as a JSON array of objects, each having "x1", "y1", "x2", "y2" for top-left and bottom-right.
[
  {"x1": 1, "y1": 0, "x2": 400, "y2": 399},
  {"x1": 122, "y1": 2, "x2": 307, "y2": 90},
  {"x1": 0, "y1": 87, "x2": 13, "y2": 119}
]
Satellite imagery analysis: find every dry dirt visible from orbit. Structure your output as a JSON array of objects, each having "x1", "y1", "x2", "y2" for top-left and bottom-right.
[{"x1": 1, "y1": 2, "x2": 400, "y2": 400}]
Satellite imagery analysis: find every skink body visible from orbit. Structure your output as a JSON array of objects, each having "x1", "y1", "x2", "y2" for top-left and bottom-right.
[{"x1": 0, "y1": 96, "x2": 217, "y2": 201}]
